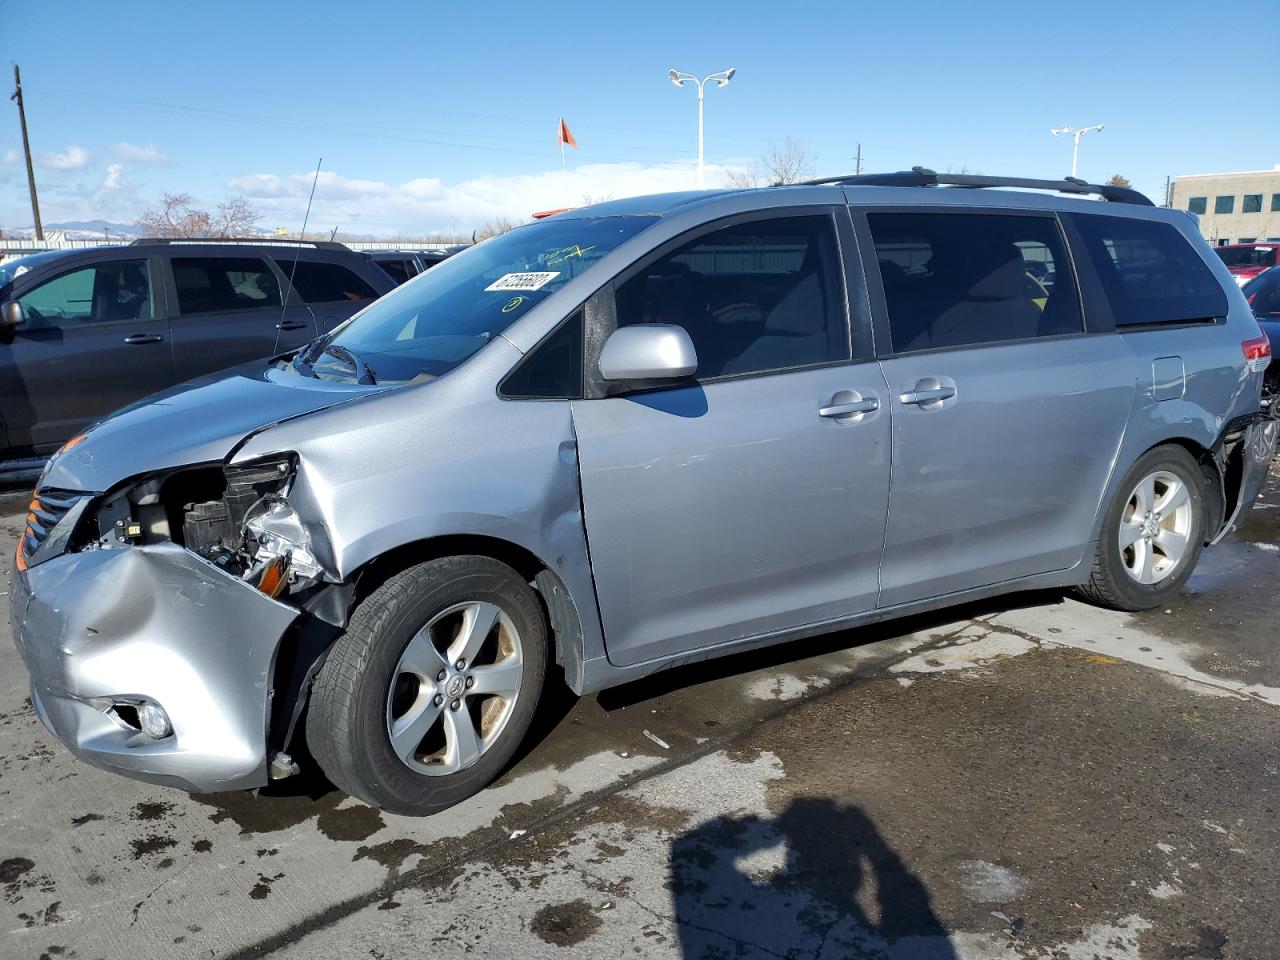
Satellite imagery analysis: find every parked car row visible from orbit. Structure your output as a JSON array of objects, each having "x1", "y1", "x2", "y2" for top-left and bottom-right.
[
  {"x1": 1244, "y1": 265, "x2": 1280, "y2": 404},
  {"x1": 0, "y1": 239, "x2": 396, "y2": 459},
  {"x1": 1214, "y1": 242, "x2": 1279, "y2": 286},
  {"x1": 369, "y1": 246, "x2": 464, "y2": 285},
  {"x1": 10, "y1": 170, "x2": 1276, "y2": 815}
]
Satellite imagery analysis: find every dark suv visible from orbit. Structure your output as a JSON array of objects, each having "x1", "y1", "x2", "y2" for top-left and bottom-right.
[
  {"x1": 369, "y1": 247, "x2": 464, "y2": 285},
  {"x1": 0, "y1": 239, "x2": 394, "y2": 459}
]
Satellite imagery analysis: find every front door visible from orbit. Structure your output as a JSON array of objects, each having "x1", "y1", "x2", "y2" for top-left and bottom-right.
[
  {"x1": 2, "y1": 255, "x2": 174, "y2": 452},
  {"x1": 572, "y1": 210, "x2": 891, "y2": 667},
  {"x1": 862, "y1": 208, "x2": 1133, "y2": 607}
]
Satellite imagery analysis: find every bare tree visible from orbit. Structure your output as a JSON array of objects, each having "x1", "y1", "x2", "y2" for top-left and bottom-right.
[
  {"x1": 213, "y1": 197, "x2": 260, "y2": 237},
  {"x1": 136, "y1": 193, "x2": 261, "y2": 238},
  {"x1": 1106, "y1": 174, "x2": 1132, "y2": 189},
  {"x1": 726, "y1": 162, "x2": 764, "y2": 188},
  {"x1": 473, "y1": 216, "x2": 518, "y2": 241},
  {"x1": 762, "y1": 138, "x2": 816, "y2": 185}
]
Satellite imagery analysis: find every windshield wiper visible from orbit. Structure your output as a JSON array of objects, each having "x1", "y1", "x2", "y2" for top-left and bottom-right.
[
  {"x1": 290, "y1": 339, "x2": 377, "y2": 384},
  {"x1": 318, "y1": 344, "x2": 377, "y2": 384}
]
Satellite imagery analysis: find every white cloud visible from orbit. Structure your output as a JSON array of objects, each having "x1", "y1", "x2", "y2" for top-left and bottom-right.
[
  {"x1": 2, "y1": 149, "x2": 18, "y2": 164},
  {"x1": 101, "y1": 163, "x2": 124, "y2": 191},
  {"x1": 226, "y1": 159, "x2": 751, "y2": 235},
  {"x1": 114, "y1": 142, "x2": 166, "y2": 162},
  {"x1": 38, "y1": 145, "x2": 90, "y2": 171}
]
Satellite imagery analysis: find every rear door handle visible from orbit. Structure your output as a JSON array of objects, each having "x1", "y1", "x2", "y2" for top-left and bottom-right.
[
  {"x1": 276, "y1": 320, "x2": 309, "y2": 331},
  {"x1": 819, "y1": 391, "x2": 879, "y2": 421},
  {"x1": 899, "y1": 380, "x2": 956, "y2": 406},
  {"x1": 123, "y1": 333, "x2": 164, "y2": 345}
]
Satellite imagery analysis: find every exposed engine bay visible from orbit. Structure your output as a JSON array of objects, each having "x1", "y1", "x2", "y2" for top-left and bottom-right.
[{"x1": 86, "y1": 456, "x2": 324, "y2": 600}]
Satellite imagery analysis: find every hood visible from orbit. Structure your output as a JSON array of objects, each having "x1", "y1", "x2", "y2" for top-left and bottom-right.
[{"x1": 40, "y1": 362, "x2": 383, "y2": 493}]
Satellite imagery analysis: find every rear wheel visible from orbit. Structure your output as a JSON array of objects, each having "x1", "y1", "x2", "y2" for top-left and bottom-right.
[
  {"x1": 1075, "y1": 446, "x2": 1206, "y2": 611},
  {"x1": 307, "y1": 555, "x2": 547, "y2": 815}
]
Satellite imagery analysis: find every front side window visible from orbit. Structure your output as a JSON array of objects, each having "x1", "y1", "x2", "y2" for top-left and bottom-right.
[
  {"x1": 1214, "y1": 195, "x2": 1235, "y2": 214},
  {"x1": 300, "y1": 215, "x2": 656, "y2": 384},
  {"x1": 1243, "y1": 194, "x2": 1263, "y2": 214},
  {"x1": 1188, "y1": 196, "x2": 1207, "y2": 215},
  {"x1": 377, "y1": 259, "x2": 412, "y2": 285},
  {"x1": 172, "y1": 257, "x2": 280, "y2": 315},
  {"x1": 276, "y1": 259, "x2": 378, "y2": 302},
  {"x1": 868, "y1": 212, "x2": 1080, "y2": 353},
  {"x1": 17, "y1": 260, "x2": 153, "y2": 329},
  {"x1": 1074, "y1": 215, "x2": 1227, "y2": 326},
  {"x1": 613, "y1": 215, "x2": 849, "y2": 379}
]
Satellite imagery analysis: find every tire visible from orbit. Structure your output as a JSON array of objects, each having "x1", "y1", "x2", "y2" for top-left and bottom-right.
[
  {"x1": 307, "y1": 555, "x2": 548, "y2": 815},
  {"x1": 1075, "y1": 445, "x2": 1206, "y2": 612}
]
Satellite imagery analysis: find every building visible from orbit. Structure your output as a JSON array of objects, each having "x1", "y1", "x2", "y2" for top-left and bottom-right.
[{"x1": 1170, "y1": 165, "x2": 1280, "y2": 246}]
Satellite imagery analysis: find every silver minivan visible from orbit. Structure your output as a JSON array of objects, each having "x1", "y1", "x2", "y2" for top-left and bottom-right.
[{"x1": 9, "y1": 171, "x2": 1276, "y2": 815}]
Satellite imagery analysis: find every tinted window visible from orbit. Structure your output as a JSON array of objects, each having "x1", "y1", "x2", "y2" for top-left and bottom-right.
[
  {"x1": 378, "y1": 258, "x2": 412, "y2": 285},
  {"x1": 172, "y1": 257, "x2": 280, "y2": 315},
  {"x1": 1188, "y1": 197, "x2": 1207, "y2": 215},
  {"x1": 1214, "y1": 195, "x2": 1235, "y2": 214},
  {"x1": 614, "y1": 215, "x2": 848, "y2": 379},
  {"x1": 1216, "y1": 245, "x2": 1277, "y2": 268},
  {"x1": 868, "y1": 212, "x2": 1080, "y2": 353},
  {"x1": 1243, "y1": 194, "x2": 1263, "y2": 214},
  {"x1": 1244, "y1": 270, "x2": 1280, "y2": 318},
  {"x1": 1073, "y1": 215, "x2": 1227, "y2": 326},
  {"x1": 1272, "y1": 194, "x2": 1280, "y2": 213},
  {"x1": 500, "y1": 311, "x2": 583, "y2": 399},
  {"x1": 277, "y1": 259, "x2": 378, "y2": 302},
  {"x1": 17, "y1": 260, "x2": 153, "y2": 328}
]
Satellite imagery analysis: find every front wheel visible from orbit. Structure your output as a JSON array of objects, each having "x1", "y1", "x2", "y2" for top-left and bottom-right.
[
  {"x1": 307, "y1": 555, "x2": 548, "y2": 815},
  {"x1": 1075, "y1": 446, "x2": 1206, "y2": 612}
]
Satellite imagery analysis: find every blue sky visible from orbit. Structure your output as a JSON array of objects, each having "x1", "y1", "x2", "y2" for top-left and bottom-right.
[{"x1": 1, "y1": 0, "x2": 1276, "y2": 236}]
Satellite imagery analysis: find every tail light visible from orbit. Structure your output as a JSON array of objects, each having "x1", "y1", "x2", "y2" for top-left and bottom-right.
[{"x1": 1243, "y1": 334, "x2": 1271, "y2": 374}]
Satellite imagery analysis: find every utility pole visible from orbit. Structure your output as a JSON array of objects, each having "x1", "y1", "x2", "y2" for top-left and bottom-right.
[
  {"x1": 854, "y1": 142, "x2": 862, "y2": 176},
  {"x1": 11, "y1": 64, "x2": 44, "y2": 241}
]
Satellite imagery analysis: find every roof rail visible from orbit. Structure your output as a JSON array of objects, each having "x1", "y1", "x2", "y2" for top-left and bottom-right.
[
  {"x1": 129, "y1": 237, "x2": 350, "y2": 249},
  {"x1": 801, "y1": 166, "x2": 1154, "y2": 206}
]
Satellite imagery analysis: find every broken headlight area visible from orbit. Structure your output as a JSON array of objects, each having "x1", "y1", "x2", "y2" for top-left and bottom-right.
[{"x1": 85, "y1": 454, "x2": 326, "y2": 599}]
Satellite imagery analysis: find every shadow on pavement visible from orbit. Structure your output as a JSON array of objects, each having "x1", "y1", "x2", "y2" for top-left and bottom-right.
[{"x1": 671, "y1": 797, "x2": 957, "y2": 959}]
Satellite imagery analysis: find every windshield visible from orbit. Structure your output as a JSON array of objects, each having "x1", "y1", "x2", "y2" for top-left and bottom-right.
[
  {"x1": 0, "y1": 250, "x2": 71, "y2": 288},
  {"x1": 1216, "y1": 246, "x2": 1276, "y2": 268},
  {"x1": 292, "y1": 215, "x2": 656, "y2": 384}
]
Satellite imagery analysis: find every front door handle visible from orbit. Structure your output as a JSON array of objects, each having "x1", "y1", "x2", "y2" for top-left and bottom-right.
[
  {"x1": 899, "y1": 379, "x2": 956, "y2": 406},
  {"x1": 819, "y1": 391, "x2": 879, "y2": 421},
  {"x1": 276, "y1": 320, "x2": 309, "y2": 331},
  {"x1": 123, "y1": 333, "x2": 164, "y2": 345}
]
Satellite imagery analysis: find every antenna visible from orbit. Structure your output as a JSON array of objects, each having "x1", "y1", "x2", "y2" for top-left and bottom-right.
[{"x1": 275, "y1": 157, "x2": 323, "y2": 354}]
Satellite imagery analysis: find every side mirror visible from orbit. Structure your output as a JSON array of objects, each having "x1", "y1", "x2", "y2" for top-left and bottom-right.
[
  {"x1": 0, "y1": 301, "x2": 24, "y2": 329},
  {"x1": 599, "y1": 324, "x2": 698, "y2": 384}
]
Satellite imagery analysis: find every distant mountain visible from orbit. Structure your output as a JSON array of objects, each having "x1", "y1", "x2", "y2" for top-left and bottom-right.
[
  {"x1": 46, "y1": 220, "x2": 140, "y2": 236},
  {"x1": 1, "y1": 220, "x2": 140, "y2": 240}
]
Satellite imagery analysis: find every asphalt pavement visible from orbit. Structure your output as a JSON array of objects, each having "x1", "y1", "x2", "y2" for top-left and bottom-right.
[{"x1": 1, "y1": 468, "x2": 1277, "y2": 960}]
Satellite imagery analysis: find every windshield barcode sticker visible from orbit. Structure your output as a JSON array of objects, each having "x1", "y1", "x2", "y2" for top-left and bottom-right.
[{"x1": 485, "y1": 271, "x2": 560, "y2": 292}]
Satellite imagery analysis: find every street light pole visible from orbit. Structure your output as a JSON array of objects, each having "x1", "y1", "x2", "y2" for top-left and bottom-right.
[
  {"x1": 1050, "y1": 123, "x2": 1104, "y2": 179},
  {"x1": 668, "y1": 67, "x2": 736, "y2": 189}
]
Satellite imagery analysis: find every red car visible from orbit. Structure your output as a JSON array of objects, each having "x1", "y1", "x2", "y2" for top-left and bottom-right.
[{"x1": 1215, "y1": 243, "x2": 1280, "y2": 286}]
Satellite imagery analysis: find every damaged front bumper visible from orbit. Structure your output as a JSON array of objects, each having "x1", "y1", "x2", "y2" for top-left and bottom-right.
[{"x1": 9, "y1": 543, "x2": 298, "y2": 792}]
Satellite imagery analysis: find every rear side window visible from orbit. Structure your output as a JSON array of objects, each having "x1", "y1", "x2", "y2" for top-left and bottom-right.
[
  {"x1": 172, "y1": 257, "x2": 280, "y2": 315},
  {"x1": 868, "y1": 212, "x2": 1081, "y2": 353},
  {"x1": 1073, "y1": 216, "x2": 1228, "y2": 326},
  {"x1": 276, "y1": 259, "x2": 378, "y2": 303},
  {"x1": 614, "y1": 214, "x2": 849, "y2": 379},
  {"x1": 1246, "y1": 270, "x2": 1280, "y2": 319}
]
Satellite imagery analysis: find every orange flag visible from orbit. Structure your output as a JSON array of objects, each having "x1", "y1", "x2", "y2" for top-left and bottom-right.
[{"x1": 557, "y1": 118, "x2": 578, "y2": 149}]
